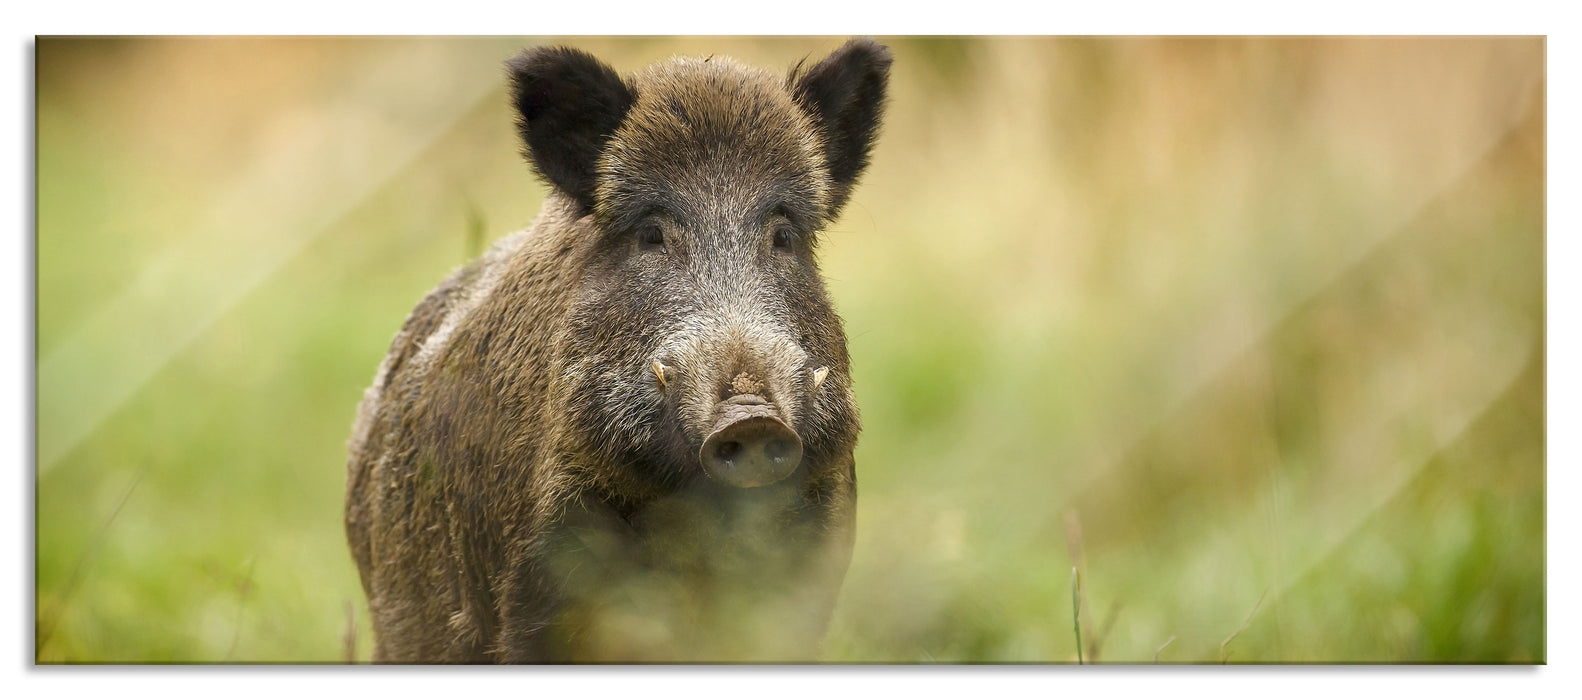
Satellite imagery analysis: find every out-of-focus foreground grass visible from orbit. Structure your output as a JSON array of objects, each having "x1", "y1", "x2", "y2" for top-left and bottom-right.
[{"x1": 35, "y1": 37, "x2": 1543, "y2": 663}]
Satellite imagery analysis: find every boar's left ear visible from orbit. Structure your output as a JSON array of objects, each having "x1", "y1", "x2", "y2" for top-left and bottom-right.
[
  {"x1": 507, "y1": 46, "x2": 635, "y2": 211},
  {"x1": 789, "y1": 37, "x2": 893, "y2": 217}
]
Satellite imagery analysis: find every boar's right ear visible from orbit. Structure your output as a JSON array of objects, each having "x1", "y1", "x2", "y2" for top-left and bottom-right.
[
  {"x1": 789, "y1": 37, "x2": 893, "y2": 218},
  {"x1": 507, "y1": 47, "x2": 634, "y2": 211}
]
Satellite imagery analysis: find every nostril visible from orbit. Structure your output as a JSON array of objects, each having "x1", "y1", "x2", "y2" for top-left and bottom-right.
[
  {"x1": 715, "y1": 440, "x2": 743, "y2": 464},
  {"x1": 763, "y1": 439, "x2": 795, "y2": 464}
]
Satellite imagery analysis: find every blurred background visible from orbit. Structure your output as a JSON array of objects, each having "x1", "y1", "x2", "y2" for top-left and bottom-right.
[{"x1": 35, "y1": 36, "x2": 1544, "y2": 663}]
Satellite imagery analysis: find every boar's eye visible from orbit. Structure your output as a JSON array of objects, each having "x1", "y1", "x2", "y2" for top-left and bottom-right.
[
  {"x1": 636, "y1": 222, "x2": 665, "y2": 251},
  {"x1": 772, "y1": 223, "x2": 796, "y2": 250}
]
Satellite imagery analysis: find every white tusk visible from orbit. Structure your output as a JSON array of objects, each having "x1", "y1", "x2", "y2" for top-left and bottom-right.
[
  {"x1": 653, "y1": 361, "x2": 670, "y2": 390},
  {"x1": 811, "y1": 366, "x2": 830, "y2": 392}
]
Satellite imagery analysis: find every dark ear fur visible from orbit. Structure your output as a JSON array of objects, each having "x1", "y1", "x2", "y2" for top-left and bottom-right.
[
  {"x1": 507, "y1": 47, "x2": 634, "y2": 210},
  {"x1": 789, "y1": 37, "x2": 893, "y2": 216}
]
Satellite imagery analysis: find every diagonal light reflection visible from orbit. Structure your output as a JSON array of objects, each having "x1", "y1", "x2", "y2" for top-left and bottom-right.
[
  {"x1": 1052, "y1": 77, "x2": 1543, "y2": 517},
  {"x1": 37, "y1": 40, "x2": 517, "y2": 475},
  {"x1": 1030, "y1": 79, "x2": 1543, "y2": 658}
]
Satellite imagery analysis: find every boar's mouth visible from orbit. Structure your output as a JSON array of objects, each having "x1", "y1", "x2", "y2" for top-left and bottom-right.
[{"x1": 699, "y1": 395, "x2": 803, "y2": 488}]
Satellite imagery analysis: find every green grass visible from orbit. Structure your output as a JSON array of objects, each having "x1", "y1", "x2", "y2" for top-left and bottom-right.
[{"x1": 35, "y1": 36, "x2": 1544, "y2": 663}]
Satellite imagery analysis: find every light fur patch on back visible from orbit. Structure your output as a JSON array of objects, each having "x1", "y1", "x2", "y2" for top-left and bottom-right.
[
  {"x1": 348, "y1": 231, "x2": 523, "y2": 462},
  {"x1": 406, "y1": 237, "x2": 520, "y2": 377}
]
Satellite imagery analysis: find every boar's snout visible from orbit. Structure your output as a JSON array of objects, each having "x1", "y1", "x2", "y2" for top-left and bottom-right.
[{"x1": 700, "y1": 395, "x2": 803, "y2": 488}]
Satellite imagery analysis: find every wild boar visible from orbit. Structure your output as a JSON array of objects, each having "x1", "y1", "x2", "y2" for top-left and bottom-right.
[{"x1": 345, "y1": 38, "x2": 890, "y2": 663}]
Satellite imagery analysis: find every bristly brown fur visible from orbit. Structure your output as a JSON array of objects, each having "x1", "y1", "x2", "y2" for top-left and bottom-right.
[{"x1": 346, "y1": 38, "x2": 890, "y2": 663}]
